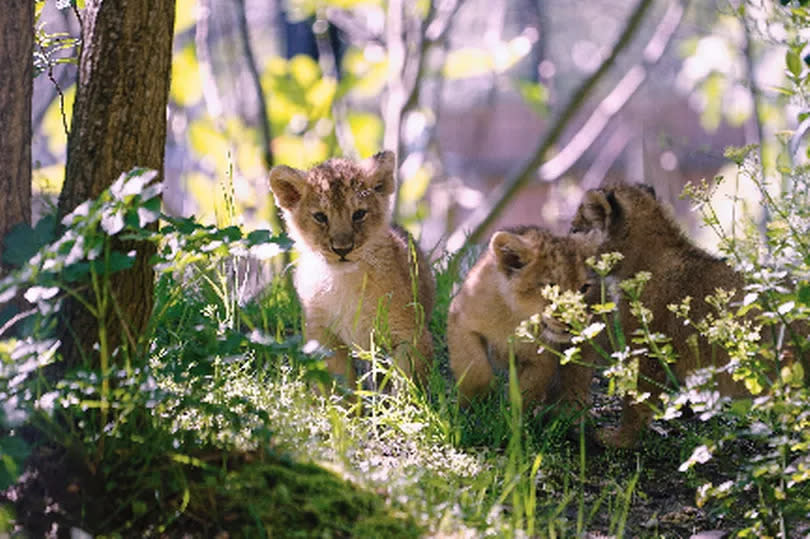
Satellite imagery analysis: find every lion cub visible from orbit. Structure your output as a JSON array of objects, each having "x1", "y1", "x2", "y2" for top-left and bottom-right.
[
  {"x1": 269, "y1": 151, "x2": 434, "y2": 387},
  {"x1": 569, "y1": 184, "x2": 756, "y2": 448},
  {"x1": 448, "y1": 226, "x2": 598, "y2": 407}
]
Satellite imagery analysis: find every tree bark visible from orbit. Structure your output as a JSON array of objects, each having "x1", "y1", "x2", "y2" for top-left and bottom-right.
[
  {"x1": 0, "y1": 0, "x2": 33, "y2": 276},
  {"x1": 57, "y1": 0, "x2": 175, "y2": 368}
]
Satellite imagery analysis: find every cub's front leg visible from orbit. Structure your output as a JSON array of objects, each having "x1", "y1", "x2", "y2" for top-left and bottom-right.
[
  {"x1": 391, "y1": 324, "x2": 434, "y2": 386},
  {"x1": 514, "y1": 341, "x2": 559, "y2": 406},
  {"x1": 448, "y1": 312, "x2": 494, "y2": 405},
  {"x1": 306, "y1": 318, "x2": 355, "y2": 389}
]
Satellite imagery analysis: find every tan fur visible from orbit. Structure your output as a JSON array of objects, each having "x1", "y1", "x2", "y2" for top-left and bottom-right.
[
  {"x1": 448, "y1": 226, "x2": 598, "y2": 406},
  {"x1": 570, "y1": 184, "x2": 755, "y2": 448},
  {"x1": 270, "y1": 151, "x2": 434, "y2": 386}
]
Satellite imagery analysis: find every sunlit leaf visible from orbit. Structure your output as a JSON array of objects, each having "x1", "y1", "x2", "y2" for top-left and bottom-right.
[
  {"x1": 171, "y1": 44, "x2": 202, "y2": 107},
  {"x1": 444, "y1": 36, "x2": 534, "y2": 80},
  {"x1": 699, "y1": 73, "x2": 725, "y2": 132},
  {"x1": 188, "y1": 118, "x2": 230, "y2": 173},
  {"x1": 347, "y1": 112, "x2": 382, "y2": 158},
  {"x1": 286, "y1": 0, "x2": 380, "y2": 20},
  {"x1": 174, "y1": 0, "x2": 198, "y2": 36},
  {"x1": 185, "y1": 172, "x2": 219, "y2": 223},
  {"x1": 399, "y1": 164, "x2": 431, "y2": 203},
  {"x1": 224, "y1": 118, "x2": 264, "y2": 175},
  {"x1": 515, "y1": 80, "x2": 548, "y2": 117},
  {"x1": 289, "y1": 55, "x2": 321, "y2": 89},
  {"x1": 341, "y1": 47, "x2": 388, "y2": 97},
  {"x1": 42, "y1": 84, "x2": 76, "y2": 156},
  {"x1": 787, "y1": 49, "x2": 802, "y2": 78},
  {"x1": 271, "y1": 135, "x2": 328, "y2": 170},
  {"x1": 306, "y1": 77, "x2": 337, "y2": 118},
  {"x1": 33, "y1": 164, "x2": 65, "y2": 195},
  {"x1": 443, "y1": 47, "x2": 492, "y2": 79}
]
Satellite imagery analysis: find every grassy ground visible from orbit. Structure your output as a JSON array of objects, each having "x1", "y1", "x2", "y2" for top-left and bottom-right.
[{"x1": 3, "y1": 243, "x2": 807, "y2": 537}]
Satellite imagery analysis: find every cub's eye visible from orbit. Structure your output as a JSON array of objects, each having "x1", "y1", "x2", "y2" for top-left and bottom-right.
[
  {"x1": 313, "y1": 212, "x2": 328, "y2": 224},
  {"x1": 580, "y1": 282, "x2": 592, "y2": 294},
  {"x1": 374, "y1": 183, "x2": 384, "y2": 193},
  {"x1": 352, "y1": 209, "x2": 367, "y2": 222}
]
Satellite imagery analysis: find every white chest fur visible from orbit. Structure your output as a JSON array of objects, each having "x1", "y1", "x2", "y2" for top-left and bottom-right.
[{"x1": 295, "y1": 250, "x2": 382, "y2": 347}]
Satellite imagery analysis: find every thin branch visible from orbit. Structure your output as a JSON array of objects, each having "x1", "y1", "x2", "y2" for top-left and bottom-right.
[
  {"x1": 234, "y1": 0, "x2": 291, "y2": 273},
  {"x1": 0, "y1": 308, "x2": 37, "y2": 337},
  {"x1": 196, "y1": 0, "x2": 224, "y2": 122},
  {"x1": 580, "y1": 122, "x2": 634, "y2": 190},
  {"x1": 234, "y1": 0, "x2": 273, "y2": 170},
  {"x1": 742, "y1": 9, "x2": 770, "y2": 237},
  {"x1": 402, "y1": 0, "x2": 463, "y2": 114},
  {"x1": 387, "y1": 0, "x2": 464, "y2": 218},
  {"x1": 538, "y1": 0, "x2": 684, "y2": 181},
  {"x1": 445, "y1": 0, "x2": 659, "y2": 254},
  {"x1": 382, "y1": 0, "x2": 405, "y2": 156},
  {"x1": 313, "y1": 12, "x2": 357, "y2": 158}
]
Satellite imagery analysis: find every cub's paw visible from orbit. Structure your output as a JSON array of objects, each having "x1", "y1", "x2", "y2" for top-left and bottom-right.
[{"x1": 596, "y1": 426, "x2": 638, "y2": 449}]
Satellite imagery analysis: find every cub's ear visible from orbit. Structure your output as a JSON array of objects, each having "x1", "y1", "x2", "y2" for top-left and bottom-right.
[
  {"x1": 636, "y1": 183, "x2": 656, "y2": 199},
  {"x1": 360, "y1": 150, "x2": 396, "y2": 196},
  {"x1": 572, "y1": 188, "x2": 620, "y2": 234},
  {"x1": 270, "y1": 166, "x2": 307, "y2": 209},
  {"x1": 491, "y1": 231, "x2": 533, "y2": 276}
]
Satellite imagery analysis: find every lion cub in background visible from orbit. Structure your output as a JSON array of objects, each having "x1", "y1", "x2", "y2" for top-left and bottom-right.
[
  {"x1": 448, "y1": 226, "x2": 598, "y2": 407},
  {"x1": 270, "y1": 151, "x2": 434, "y2": 387},
  {"x1": 570, "y1": 184, "x2": 760, "y2": 448}
]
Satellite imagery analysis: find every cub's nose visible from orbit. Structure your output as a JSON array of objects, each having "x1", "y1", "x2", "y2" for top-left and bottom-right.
[{"x1": 331, "y1": 242, "x2": 354, "y2": 258}]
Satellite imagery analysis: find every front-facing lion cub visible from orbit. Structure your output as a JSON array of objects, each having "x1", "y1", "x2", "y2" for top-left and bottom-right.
[
  {"x1": 270, "y1": 151, "x2": 434, "y2": 387},
  {"x1": 448, "y1": 226, "x2": 598, "y2": 407}
]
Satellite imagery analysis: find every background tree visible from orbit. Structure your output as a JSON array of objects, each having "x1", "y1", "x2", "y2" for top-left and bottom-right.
[
  {"x1": 57, "y1": 0, "x2": 176, "y2": 368},
  {"x1": 0, "y1": 0, "x2": 33, "y2": 277}
]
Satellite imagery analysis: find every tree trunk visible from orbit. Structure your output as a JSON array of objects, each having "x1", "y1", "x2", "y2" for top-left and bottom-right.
[
  {"x1": 0, "y1": 0, "x2": 33, "y2": 276},
  {"x1": 57, "y1": 0, "x2": 175, "y2": 368}
]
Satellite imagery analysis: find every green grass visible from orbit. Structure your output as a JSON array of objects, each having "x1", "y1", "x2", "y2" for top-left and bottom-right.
[
  {"x1": 2, "y1": 252, "x2": 768, "y2": 537},
  {"x1": 3, "y1": 183, "x2": 808, "y2": 536}
]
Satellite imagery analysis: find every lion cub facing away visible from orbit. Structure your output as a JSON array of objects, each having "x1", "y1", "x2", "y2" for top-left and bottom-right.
[
  {"x1": 570, "y1": 184, "x2": 767, "y2": 448},
  {"x1": 270, "y1": 151, "x2": 435, "y2": 387},
  {"x1": 448, "y1": 226, "x2": 598, "y2": 407}
]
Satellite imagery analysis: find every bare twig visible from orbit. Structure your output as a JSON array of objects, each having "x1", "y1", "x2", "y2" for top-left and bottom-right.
[
  {"x1": 234, "y1": 0, "x2": 273, "y2": 170},
  {"x1": 383, "y1": 0, "x2": 464, "y2": 218},
  {"x1": 445, "y1": 0, "x2": 662, "y2": 254},
  {"x1": 196, "y1": 0, "x2": 224, "y2": 122},
  {"x1": 0, "y1": 308, "x2": 36, "y2": 337},
  {"x1": 313, "y1": 11, "x2": 357, "y2": 158},
  {"x1": 382, "y1": 0, "x2": 406, "y2": 156},
  {"x1": 580, "y1": 122, "x2": 634, "y2": 190},
  {"x1": 234, "y1": 0, "x2": 291, "y2": 273},
  {"x1": 742, "y1": 10, "x2": 770, "y2": 237},
  {"x1": 538, "y1": 0, "x2": 684, "y2": 182}
]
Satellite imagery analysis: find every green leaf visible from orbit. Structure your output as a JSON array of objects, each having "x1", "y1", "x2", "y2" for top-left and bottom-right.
[
  {"x1": 515, "y1": 80, "x2": 548, "y2": 117},
  {"x1": 246, "y1": 229, "x2": 272, "y2": 245},
  {"x1": 787, "y1": 49, "x2": 802, "y2": 78},
  {"x1": 798, "y1": 283, "x2": 810, "y2": 306},
  {"x1": 2, "y1": 215, "x2": 56, "y2": 268},
  {"x1": 0, "y1": 435, "x2": 30, "y2": 490}
]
